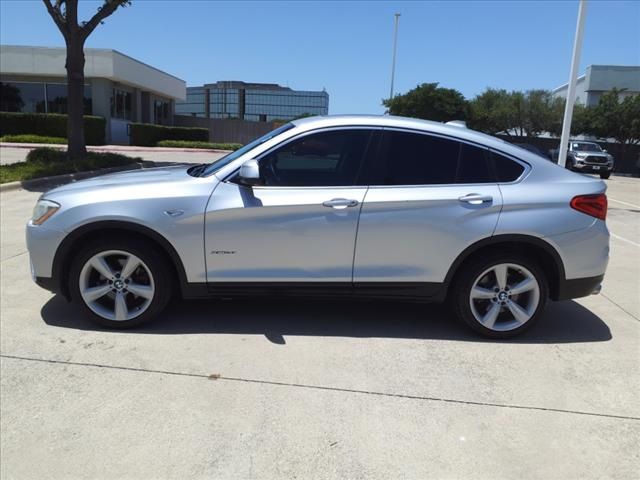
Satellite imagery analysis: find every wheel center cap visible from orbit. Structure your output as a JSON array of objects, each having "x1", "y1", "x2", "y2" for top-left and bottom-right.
[
  {"x1": 498, "y1": 291, "x2": 508, "y2": 301},
  {"x1": 114, "y1": 279, "x2": 125, "y2": 291}
]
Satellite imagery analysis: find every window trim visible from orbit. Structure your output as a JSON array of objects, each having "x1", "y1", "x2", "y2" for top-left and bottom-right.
[
  {"x1": 224, "y1": 126, "x2": 380, "y2": 189},
  {"x1": 366, "y1": 127, "x2": 530, "y2": 188}
]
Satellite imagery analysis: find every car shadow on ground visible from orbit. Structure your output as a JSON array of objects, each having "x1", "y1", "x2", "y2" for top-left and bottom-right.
[{"x1": 41, "y1": 295, "x2": 611, "y2": 345}]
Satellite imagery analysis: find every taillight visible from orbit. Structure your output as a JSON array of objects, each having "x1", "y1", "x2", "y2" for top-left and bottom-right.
[{"x1": 570, "y1": 194, "x2": 607, "y2": 220}]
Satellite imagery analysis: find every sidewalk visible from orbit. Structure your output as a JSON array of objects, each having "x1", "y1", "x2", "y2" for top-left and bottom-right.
[{"x1": 0, "y1": 143, "x2": 229, "y2": 166}]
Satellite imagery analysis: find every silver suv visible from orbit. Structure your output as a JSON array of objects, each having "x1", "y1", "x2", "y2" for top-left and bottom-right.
[
  {"x1": 566, "y1": 141, "x2": 614, "y2": 179},
  {"x1": 26, "y1": 115, "x2": 609, "y2": 338}
]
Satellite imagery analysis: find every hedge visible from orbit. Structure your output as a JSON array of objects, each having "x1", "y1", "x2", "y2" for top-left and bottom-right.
[
  {"x1": 156, "y1": 140, "x2": 242, "y2": 150},
  {"x1": 129, "y1": 123, "x2": 209, "y2": 146},
  {"x1": 0, "y1": 112, "x2": 106, "y2": 145}
]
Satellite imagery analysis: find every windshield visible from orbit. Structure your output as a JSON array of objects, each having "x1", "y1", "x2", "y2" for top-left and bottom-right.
[
  {"x1": 572, "y1": 142, "x2": 602, "y2": 152},
  {"x1": 201, "y1": 123, "x2": 295, "y2": 176}
]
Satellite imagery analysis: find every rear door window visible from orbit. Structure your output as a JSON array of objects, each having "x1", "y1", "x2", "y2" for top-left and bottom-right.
[
  {"x1": 491, "y1": 151, "x2": 526, "y2": 182},
  {"x1": 375, "y1": 131, "x2": 494, "y2": 185}
]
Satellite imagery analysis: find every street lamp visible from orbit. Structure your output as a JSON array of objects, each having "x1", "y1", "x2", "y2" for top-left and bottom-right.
[
  {"x1": 389, "y1": 12, "x2": 401, "y2": 102},
  {"x1": 558, "y1": 0, "x2": 588, "y2": 167}
]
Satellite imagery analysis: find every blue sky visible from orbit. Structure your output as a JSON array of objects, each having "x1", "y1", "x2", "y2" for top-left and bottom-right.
[{"x1": 1, "y1": 0, "x2": 639, "y2": 114}]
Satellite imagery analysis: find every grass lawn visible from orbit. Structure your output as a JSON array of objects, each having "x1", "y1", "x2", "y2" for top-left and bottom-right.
[
  {"x1": 0, "y1": 134, "x2": 67, "y2": 144},
  {"x1": 0, "y1": 148, "x2": 142, "y2": 184}
]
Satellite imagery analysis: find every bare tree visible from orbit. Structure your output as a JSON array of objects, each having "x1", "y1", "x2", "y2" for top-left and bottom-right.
[{"x1": 42, "y1": 0, "x2": 130, "y2": 159}]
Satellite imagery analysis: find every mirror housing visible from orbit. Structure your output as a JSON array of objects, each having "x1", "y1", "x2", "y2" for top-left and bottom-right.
[{"x1": 237, "y1": 159, "x2": 262, "y2": 186}]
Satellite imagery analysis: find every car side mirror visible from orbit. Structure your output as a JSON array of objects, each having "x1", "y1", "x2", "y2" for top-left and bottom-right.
[
  {"x1": 237, "y1": 159, "x2": 262, "y2": 186},
  {"x1": 603, "y1": 149, "x2": 608, "y2": 153}
]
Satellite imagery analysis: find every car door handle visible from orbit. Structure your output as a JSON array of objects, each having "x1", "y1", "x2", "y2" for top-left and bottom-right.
[
  {"x1": 458, "y1": 193, "x2": 493, "y2": 205},
  {"x1": 322, "y1": 198, "x2": 359, "y2": 209}
]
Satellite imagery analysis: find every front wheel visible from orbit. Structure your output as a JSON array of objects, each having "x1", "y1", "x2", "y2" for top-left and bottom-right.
[
  {"x1": 600, "y1": 171, "x2": 611, "y2": 179},
  {"x1": 450, "y1": 254, "x2": 548, "y2": 338},
  {"x1": 69, "y1": 238, "x2": 173, "y2": 328}
]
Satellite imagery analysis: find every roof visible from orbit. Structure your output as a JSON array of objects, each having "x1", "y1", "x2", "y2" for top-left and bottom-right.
[
  {"x1": 0, "y1": 45, "x2": 186, "y2": 100},
  {"x1": 292, "y1": 114, "x2": 516, "y2": 151}
]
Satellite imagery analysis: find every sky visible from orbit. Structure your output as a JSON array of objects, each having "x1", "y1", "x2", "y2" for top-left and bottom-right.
[{"x1": 1, "y1": 0, "x2": 639, "y2": 114}]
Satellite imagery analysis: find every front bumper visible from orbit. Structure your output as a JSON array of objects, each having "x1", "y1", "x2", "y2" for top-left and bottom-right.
[
  {"x1": 26, "y1": 222, "x2": 66, "y2": 285},
  {"x1": 572, "y1": 162, "x2": 613, "y2": 173}
]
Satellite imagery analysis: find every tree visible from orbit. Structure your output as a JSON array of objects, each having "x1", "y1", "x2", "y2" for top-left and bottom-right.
[
  {"x1": 383, "y1": 83, "x2": 468, "y2": 122},
  {"x1": 587, "y1": 89, "x2": 640, "y2": 151},
  {"x1": 467, "y1": 88, "x2": 517, "y2": 135},
  {"x1": 42, "y1": 0, "x2": 130, "y2": 159}
]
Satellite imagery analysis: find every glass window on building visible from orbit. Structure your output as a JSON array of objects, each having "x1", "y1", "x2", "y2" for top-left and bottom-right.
[
  {"x1": 111, "y1": 88, "x2": 132, "y2": 120},
  {"x1": 0, "y1": 82, "x2": 46, "y2": 113},
  {"x1": 154, "y1": 99, "x2": 171, "y2": 125},
  {"x1": 0, "y1": 82, "x2": 92, "y2": 115}
]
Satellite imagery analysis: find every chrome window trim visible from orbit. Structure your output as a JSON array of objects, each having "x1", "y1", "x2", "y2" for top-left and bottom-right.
[{"x1": 364, "y1": 127, "x2": 531, "y2": 189}]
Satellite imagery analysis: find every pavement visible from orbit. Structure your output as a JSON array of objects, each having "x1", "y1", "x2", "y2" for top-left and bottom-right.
[
  {"x1": 1, "y1": 175, "x2": 639, "y2": 479},
  {"x1": 0, "y1": 143, "x2": 229, "y2": 166}
]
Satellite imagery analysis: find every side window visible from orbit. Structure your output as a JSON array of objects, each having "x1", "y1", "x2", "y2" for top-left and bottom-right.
[
  {"x1": 456, "y1": 143, "x2": 493, "y2": 184},
  {"x1": 376, "y1": 131, "x2": 493, "y2": 185},
  {"x1": 260, "y1": 129, "x2": 372, "y2": 187},
  {"x1": 378, "y1": 131, "x2": 459, "y2": 185},
  {"x1": 491, "y1": 151, "x2": 525, "y2": 182}
]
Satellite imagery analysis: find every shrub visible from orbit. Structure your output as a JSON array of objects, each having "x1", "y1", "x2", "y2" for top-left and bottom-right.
[
  {"x1": 1, "y1": 148, "x2": 141, "y2": 184},
  {"x1": 156, "y1": 140, "x2": 242, "y2": 150},
  {"x1": 0, "y1": 112, "x2": 106, "y2": 145},
  {"x1": 0, "y1": 134, "x2": 67, "y2": 144},
  {"x1": 129, "y1": 123, "x2": 208, "y2": 146}
]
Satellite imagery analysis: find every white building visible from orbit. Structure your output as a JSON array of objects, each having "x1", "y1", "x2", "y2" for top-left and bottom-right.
[
  {"x1": 0, "y1": 45, "x2": 186, "y2": 143},
  {"x1": 552, "y1": 65, "x2": 640, "y2": 106}
]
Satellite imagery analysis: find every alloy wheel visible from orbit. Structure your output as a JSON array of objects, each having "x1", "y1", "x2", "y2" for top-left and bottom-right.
[
  {"x1": 469, "y1": 263, "x2": 541, "y2": 332},
  {"x1": 79, "y1": 250, "x2": 155, "y2": 321}
]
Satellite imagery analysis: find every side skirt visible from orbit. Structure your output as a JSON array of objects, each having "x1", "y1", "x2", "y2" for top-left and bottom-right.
[{"x1": 182, "y1": 282, "x2": 448, "y2": 302}]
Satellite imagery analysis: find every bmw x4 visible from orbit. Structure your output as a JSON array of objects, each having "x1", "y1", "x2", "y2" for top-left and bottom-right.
[{"x1": 27, "y1": 115, "x2": 609, "y2": 338}]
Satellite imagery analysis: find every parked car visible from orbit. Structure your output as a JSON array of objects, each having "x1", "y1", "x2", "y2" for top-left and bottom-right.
[
  {"x1": 27, "y1": 115, "x2": 610, "y2": 338},
  {"x1": 514, "y1": 143, "x2": 552, "y2": 161},
  {"x1": 551, "y1": 141, "x2": 614, "y2": 179}
]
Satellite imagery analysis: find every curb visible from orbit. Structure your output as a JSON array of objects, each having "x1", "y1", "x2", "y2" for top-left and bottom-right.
[
  {"x1": 0, "y1": 161, "x2": 155, "y2": 193},
  {"x1": 0, "y1": 143, "x2": 231, "y2": 154}
]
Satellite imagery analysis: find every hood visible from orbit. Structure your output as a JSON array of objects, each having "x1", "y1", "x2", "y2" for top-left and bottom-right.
[{"x1": 43, "y1": 165, "x2": 195, "y2": 198}]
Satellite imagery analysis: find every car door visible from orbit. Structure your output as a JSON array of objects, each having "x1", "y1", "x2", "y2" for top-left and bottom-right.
[
  {"x1": 353, "y1": 129, "x2": 503, "y2": 288},
  {"x1": 205, "y1": 128, "x2": 376, "y2": 283}
]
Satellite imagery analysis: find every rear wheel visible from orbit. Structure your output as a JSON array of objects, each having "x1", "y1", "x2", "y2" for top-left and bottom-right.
[
  {"x1": 451, "y1": 254, "x2": 548, "y2": 338},
  {"x1": 70, "y1": 238, "x2": 172, "y2": 328}
]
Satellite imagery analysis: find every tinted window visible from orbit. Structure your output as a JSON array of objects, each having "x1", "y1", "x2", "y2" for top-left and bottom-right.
[
  {"x1": 456, "y1": 143, "x2": 493, "y2": 184},
  {"x1": 378, "y1": 131, "x2": 459, "y2": 185},
  {"x1": 491, "y1": 151, "x2": 525, "y2": 182},
  {"x1": 377, "y1": 131, "x2": 493, "y2": 185},
  {"x1": 260, "y1": 129, "x2": 371, "y2": 186}
]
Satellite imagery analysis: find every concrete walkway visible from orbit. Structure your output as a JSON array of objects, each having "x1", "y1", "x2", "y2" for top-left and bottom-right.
[{"x1": 0, "y1": 143, "x2": 230, "y2": 166}]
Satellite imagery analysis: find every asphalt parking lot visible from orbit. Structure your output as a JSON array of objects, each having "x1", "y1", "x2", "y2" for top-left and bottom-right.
[{"x1": 1, "y1": 175, "x2": 638, "y2": 479}]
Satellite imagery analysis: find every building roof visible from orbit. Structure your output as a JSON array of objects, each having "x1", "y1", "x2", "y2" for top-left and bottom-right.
[
  {"x1": 0, "y1": 45, "x2": 186, "y2": 100},
  {"x1": 553, "y1": 65, "x2": 640, "y2": 94}
]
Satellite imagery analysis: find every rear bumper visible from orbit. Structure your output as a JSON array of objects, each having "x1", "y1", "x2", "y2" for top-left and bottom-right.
[{"x1": 556, "y1": 274, "x2": 604, "y2": 301}]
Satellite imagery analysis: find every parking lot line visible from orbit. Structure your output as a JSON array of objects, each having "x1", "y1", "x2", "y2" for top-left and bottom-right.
[
  {"x1": 610, "y1": 232, "x2": 640, "y2": 248},
  {"x1": 608, "y1": 197, "x2": 640, "y2": 210}
]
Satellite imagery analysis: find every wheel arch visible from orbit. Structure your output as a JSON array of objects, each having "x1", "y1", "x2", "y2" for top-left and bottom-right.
[
  {"x1": 444, "y1": 234, "x2": 566, "y2": 301},
  {"x1": 52, "y1": 221, "x2": 191, "y2": 300}
]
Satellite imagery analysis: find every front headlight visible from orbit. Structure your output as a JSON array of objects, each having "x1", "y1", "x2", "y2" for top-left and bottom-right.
[{"x1": 31, "y1": 199, "x2": 60, "y2": 225}]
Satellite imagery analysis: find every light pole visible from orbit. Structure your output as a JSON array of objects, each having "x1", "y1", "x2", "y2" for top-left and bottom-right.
[
  {"x1": 558, "y1": 0, "x2": 588, "y2": 167},
  {"x1": 389, "y1": 12, "x2": 401, "y2": 102}
]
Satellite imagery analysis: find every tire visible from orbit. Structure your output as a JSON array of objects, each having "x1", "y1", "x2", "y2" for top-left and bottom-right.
[
  {"x1": 450, "y1": 253, "x2": 548, "y2": 339},
  {"x1": 69, "y1": 237, "x2": 173, "y2": 328},
  {"x1": 600, "y1": 171, "x2": 611, "y2": 179}
]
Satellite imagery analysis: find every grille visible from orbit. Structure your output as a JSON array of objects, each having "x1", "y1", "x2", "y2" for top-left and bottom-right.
[{"x1": 584, "y1": 156, "x2": 608, "y2": 164}]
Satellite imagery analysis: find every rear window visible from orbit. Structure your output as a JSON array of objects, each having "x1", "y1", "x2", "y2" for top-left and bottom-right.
[{"x1": 491, "y1": 151, "x2": 525, "y2": 182}]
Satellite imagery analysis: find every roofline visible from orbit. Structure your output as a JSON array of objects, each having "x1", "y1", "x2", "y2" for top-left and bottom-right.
[
  {"x1": 552, "y1": 74, "x2": 586, "y2": 93},
  {"x1": 0, "y1": 44, "x2": 185, "y2": 83}
]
